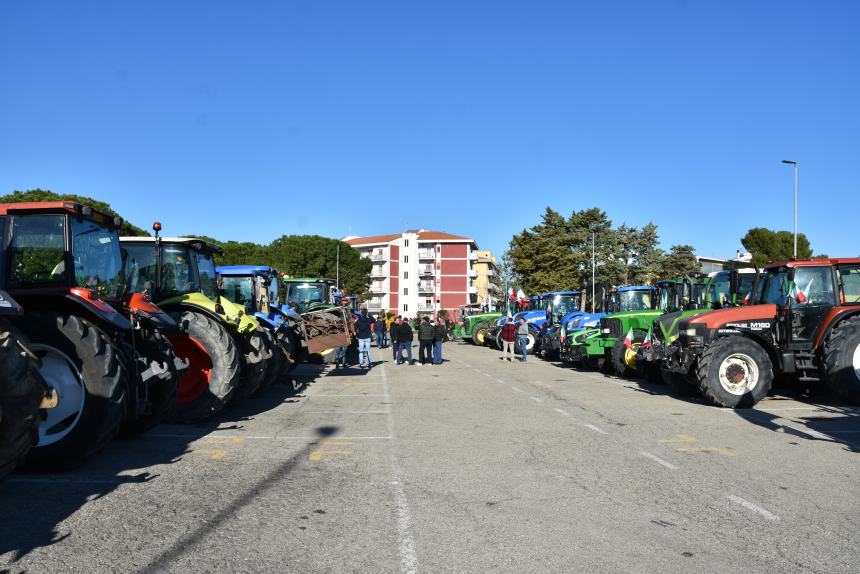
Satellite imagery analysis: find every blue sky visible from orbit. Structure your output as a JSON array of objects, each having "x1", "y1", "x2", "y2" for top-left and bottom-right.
[{"x1": 1, "y1": 1, "x2": 857, "y2": 260}]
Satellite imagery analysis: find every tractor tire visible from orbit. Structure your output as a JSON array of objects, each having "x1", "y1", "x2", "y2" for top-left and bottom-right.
[
  {"x1": 19, "y1": 312, "x2": 126, "y2": 471},
  {"x1": 611, "y1": 339, "x2": 637, "y2": 379},
  {"x1": 256, "y1": 329, "x2": 281, "y2": 395},
  {"x1": 642, "y1": 361, "x2": 663, "y2": 384},
  {"x1": 697, "y1": 336, "x2": 772, "y2": 408},
  {"x1": 167, "y1": 311, "x2": 241, "y2": 423},
  {"x1": 582, "y1": 356, "x2": 606, "y2": 371},
  {"x1": 661, "y1": 369, "x2": 700, "y2": 397},
  {"x1": 495, "y1": 331, "x2": 504, "y2": 351},
  {"x1": 275, "y1": 328, "x2": 304, "y2": 394},
  {"x1": 0, "y1": 320, "x2": 46, "y2": 480},
  {"x1": 823, "y1": 315, "x2": 860, "y2": 404},
  {"x1": 471, "y1": 322, "x2": 489, "y2": 346},
  {"x1": 233, "y1": 327, "x2": 273, "y2": 402},
  {"x1": 120, "y1": 327, "x2": 180, "y2": 436}
]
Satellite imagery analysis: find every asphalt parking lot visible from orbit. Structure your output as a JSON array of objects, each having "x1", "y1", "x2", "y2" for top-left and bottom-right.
[{"x1": 2, "y1": 342, "x2": 859, "y2": 573}]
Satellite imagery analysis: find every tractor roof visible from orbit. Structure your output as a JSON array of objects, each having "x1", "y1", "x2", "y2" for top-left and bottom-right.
[
  {"x1": 766, "y1": 258, "x2": 860, "y2": 269},
  {"x1": 0, "y1": 201, "x2": 123, "y2": 228},
  {"x1": 120, "y1": 236, "x2": 224, "y2": 256},
  {"x1": 545, "y1": 290, "x2": 581, "y2": 296},
  {"x1": 282, "y1": 277, "x2": 335, "y2": 283},
  {"x1": 617, "y1": 285, "x2": 653, "y2": 292},
  {"x1": 217, "y1": 265, "x2": 278, "y2": 276}
]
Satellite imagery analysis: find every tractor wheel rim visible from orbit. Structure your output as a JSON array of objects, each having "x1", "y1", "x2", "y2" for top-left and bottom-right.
[
  {"x1": 30, "y1": 344, "x2": 86, "y2": 447},
  {"x1": 476, "y1": 330, "x2": 485, "y2": 343},
  {"x1": 167, "y1": 334, "x2": 213, "y2": 404},
  {"x1": 718, "y1": 352, "x2": 759, "y2": 395},
  {"x1": 625, "y1": 346, "x2": 638, "y2": 368},
  {"x1": 526, "y1": 334, "x2": 535, "y2": 350},
  {"x1": 853, "y1": 343, "x2": 860, "y2": 381}
]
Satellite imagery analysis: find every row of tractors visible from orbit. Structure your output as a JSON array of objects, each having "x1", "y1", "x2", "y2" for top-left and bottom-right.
[
  {"x1": 462, "y1": 260, "x2": 860, "y2": 409},
  {"x1": 0, "y1": 201, "x2": 353, "y2": 480}
]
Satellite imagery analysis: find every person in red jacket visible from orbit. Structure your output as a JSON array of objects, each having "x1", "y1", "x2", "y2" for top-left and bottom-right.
[{"x1": 499, "y1": 319, "x2": 517, "y2": 363}]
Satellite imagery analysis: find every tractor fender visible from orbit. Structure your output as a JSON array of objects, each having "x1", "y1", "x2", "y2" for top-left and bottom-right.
[
  {"x1": 252, "y1": 312, "x2": 282, "y2": 331},
  {"x1": 10, "y1": 290, "x2": 132, "y2": 331},
  {"x1": 156, "y1": 300, "x2": 231, "y2": 331},
  {"x1": 0, "y1": 289, "x2": 24, "y2": 316},
  {"x1": 813, "y1": 307, "x2": 860, "y2": 350}
]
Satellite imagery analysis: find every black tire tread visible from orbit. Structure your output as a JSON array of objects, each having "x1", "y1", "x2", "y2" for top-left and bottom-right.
[
  {"x1": 697, "y1": 336, "x2": 773, "y2": 408},
  {"x1": 823, "y1": 315, "x2": 860, "y2": 404}
]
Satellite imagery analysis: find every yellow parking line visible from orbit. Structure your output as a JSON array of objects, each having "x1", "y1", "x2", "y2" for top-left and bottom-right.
[
  {"x1": 320, "y1": 439, "x2": 353, "y2": 446},
  {"x1": 659, "y1": 435, "x2": 697, "y2": 444},
  {"x1": 676, "y1": 447, "x2": 735, "y2": 457},
  {"x1": 309, "y1": 450, "x2": 353, "y2": 461},
  {"x1": 203, "y1": 437, "x2": 246, "y2": 446}
]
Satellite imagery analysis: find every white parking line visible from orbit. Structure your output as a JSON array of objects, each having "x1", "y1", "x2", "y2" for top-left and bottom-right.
[
  {"x1": 511, "y1": 387, "x2": 524, "y2": 393},
  {"x1": 301, "y1": 411, "x2": 392, "y2": 414},
  {"x1": 310, "y1": 394, "x2": 387, "y2": 398},
  {"x1": 727, "y1": 495, "x2": 779, "y2": 521},
  {"x1": 482, "y1": 372, "x2": 491, "y2": 378},
  {"x1": 380, "y1": 364, "x2": 418, "y2": 574},
  {"x1": 495, "y1": 379, "x2": 506, "y2": 384},
  {"x1": 553, "y1": 408, "x2": 571, "y2": 416},
  {"x1": 584, "y1": 424, "x2": 607, "y2": 435},
  {"x1": 529, "y1": 396, "x2": 543, "y2": 403},
  {"x1": 640, "y1": 450, "x2": 678, "y2": 470}
]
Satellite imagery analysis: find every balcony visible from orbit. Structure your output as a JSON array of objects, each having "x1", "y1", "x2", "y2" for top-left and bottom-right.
[
  {"x1": 468, "y1": 252, "x2": 478, "y2": 260},
  {"x1": 417, "y1": 303, "x2": 435, "y2": 312},
  {"x1": 366, "y1": 300, "x2": 383, "y2": 310},
  {"x1": 468, "y1": 285, "x2": 478, "y2": 294},
  {"x1": 418, "y1": 249, "x2": 435, "y2": 260},
  {"x1": 371, "y1": 253, "x2": 387, "y2": 262},
  {"x1": 370, "y1": 266, "x2": 387, "y2": 279},
  {"x1": 419, "y1": 267, "x2": 434, "y2": 277},
  {"x1": 370, "y1": 284, "x2": 386, "y2": 293},
  {"x1": 418, "y1": 282, "x2": 435, "y2": 293},
  {"x1": 468, "y1": 269, "x2": 478, "y2": 278}
]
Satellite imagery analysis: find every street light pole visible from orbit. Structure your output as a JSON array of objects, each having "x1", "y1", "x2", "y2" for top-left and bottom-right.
[
  {"x1": 591, "y1": 231, "x2": 596, "y2": 313},
  {"x1": 782, "y1": 160, "x2": 798, "y2": 257}
]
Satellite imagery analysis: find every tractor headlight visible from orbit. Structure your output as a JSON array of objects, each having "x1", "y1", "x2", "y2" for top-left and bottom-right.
[
  {"x1": 601, "y1": 328, "x2": 611, "y2": 334},
  {"x1": 685, "y1": 328, "x2": 697, "y2": 337},
  {"x1": 584, "y1": 320, "x2": 598, "y2": 327}
]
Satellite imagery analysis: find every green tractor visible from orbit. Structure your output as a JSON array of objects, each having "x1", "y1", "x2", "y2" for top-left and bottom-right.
[
  {"x1": 638, "y1": 269, "x2": 757, "y2": 390},
  {"x1": 121, "y1": 227, "x2": 274, "y2": 422},
  {"x1": 452, "y1": 304, "x2": 503, "y2": 345},
  {"x1": 568, "y1": 279, "x2": 702, "y2": 376}
]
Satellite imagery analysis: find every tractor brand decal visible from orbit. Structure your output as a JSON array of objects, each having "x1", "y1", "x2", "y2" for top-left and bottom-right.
[{"x1": 724, "y1": 321, "x2": 773, "y2": 331}]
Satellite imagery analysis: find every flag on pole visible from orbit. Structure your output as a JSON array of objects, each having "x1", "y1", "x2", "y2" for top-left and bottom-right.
[
  {"x1": 517, "y1": 287, "x2": 526, "y2": 301},
  {"x1": 641, "y1": 326, "x2": 653, "y2": 349},
  {"x1": 623, "y1": 327, "x2": 634, "y2": 349},
  {"x1": 789, "y1": 277, "x2": 813, "y2": 304}
]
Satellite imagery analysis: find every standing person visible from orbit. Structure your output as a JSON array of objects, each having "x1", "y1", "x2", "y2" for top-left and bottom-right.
[
  {"x1": 374, "y1": 315, "x2": 386, "y2": 349},
  {"x1": 432, "y1": 316, "x2": 446, "y2": 365},
  {"x1": 517, "y1": 317, "x2": 530, "y2": 362},
  {"x1": 397, "y1": 317, "x2": 414, "y2": 365},
  {"x1": 500, "y1": 318, "x2": 516, "y2": 362},
  {"x1": 335, "y1": 343, "x2": 347, "y2": 369},
  {"x1": 390, "y1": 316, "x2": 401, "y2": 361},
  {"x1": 417, "y1": 316, "x2": 434, "y2": 365},
  {"x1": 354, "y1": 307, "x2": 374, "y2": 369}
]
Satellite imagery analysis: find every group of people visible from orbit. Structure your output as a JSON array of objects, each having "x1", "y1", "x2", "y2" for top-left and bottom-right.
[
  {"x1": 499, "y1": 317, "x2": 531, "y2": 363},
  {"x1": 336, "y1": 308, "x2": 449, "y2": 369}
]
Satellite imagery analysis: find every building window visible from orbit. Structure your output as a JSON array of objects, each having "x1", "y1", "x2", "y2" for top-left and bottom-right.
[
  {"x1": 404, "y1": 255, "x2": 408, "y2": 263},
  {"x1": 436, "y1": 245, "x2": 441, "y2": 252},
  {"x1": 403, "y1": 288, "x2": 408, "y2": 295},
  {"x1": 404, "y1": 271, "x2": 408, "y2": 279},
  {"x1": 403, "y1": 304, "x2": 408, "y2": 312},
  {"x1": 404, "y1": 239, "x2": 409, "y2": 247}
]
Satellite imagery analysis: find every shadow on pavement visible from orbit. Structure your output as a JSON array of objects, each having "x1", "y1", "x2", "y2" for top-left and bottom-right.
[{"x1": 0, "y1": 366, "x2": 327, "y2": 567}]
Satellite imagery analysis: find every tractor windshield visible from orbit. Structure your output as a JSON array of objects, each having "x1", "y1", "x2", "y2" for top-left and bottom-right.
[
  {"x1": 7, "y1": 214, "x2": 66, "y2": 287},
  {"x1": 156, "y1": 244, "x2": 199, "y2": 297},
  {"x1": 286, "y1": 282, "x2": 327, "y2": 312},
  {"x1": 760, "y1": 267, "x2": 791, "y2": 306},
  {"x1": 613, "y1": 290, "x2": 652, "y2": 312},
  {"x1": 221, "y1": 276, "x2": 255, "y2": 313},
  {"x1": 839, "y1": 266, "x2": 860, "y2": 304},
  {"x1": 656, "y1": 283, "x2": 680, "y2": 311},
  {"x1": 690, "y1": 282, "x2": 708, "y2": 307},
  {"x1": 704, "y1": 273, "x2": 731, "y2": 308},
  {"x1": 71, "y1": 218, "x2": 125, "y2": 300},
  {"x1": 194, "y1": 251, "x2": 219, "y2": 301},
  {"x1": 550, "y1": 294, "x2": 581, "y2": 317}
]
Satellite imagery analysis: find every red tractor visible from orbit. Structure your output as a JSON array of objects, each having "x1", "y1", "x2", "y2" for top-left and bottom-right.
[
  {"x1": 672, "y1": 258, "x2": 860, "y2": 408},
  {"x1": 0, "y1": 201, "x2": 182, "y2": 469}
]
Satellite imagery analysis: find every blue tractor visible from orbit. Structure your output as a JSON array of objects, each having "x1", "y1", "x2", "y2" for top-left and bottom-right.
[
  {"x1": 217, "y1": 265, "x2": 307, "y2": 393},
  {"x1": 491, "y1": 291, "x2": 582, "y2": 355}
]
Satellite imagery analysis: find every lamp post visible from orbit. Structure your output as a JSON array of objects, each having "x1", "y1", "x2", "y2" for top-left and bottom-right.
[{"x1": 782, "y1": 160, "x2": 798, "y2": 257}]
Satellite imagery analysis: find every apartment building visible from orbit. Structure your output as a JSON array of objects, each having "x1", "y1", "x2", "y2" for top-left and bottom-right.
[
  {"x1": 343, "y1": 230, "x2": 479, "y2": 320},
  {"x1": 472, "y1": 250, "x2": 500, "y2": 309}
]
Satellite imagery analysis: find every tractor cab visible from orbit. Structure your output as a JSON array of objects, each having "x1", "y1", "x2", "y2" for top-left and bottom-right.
[
  {"x1": 607, "y1": 286, "x2": 655, "y2": 313},
  {"x1": 544, "y1": 291, "x2": 582, "y2": 327},
  {"x1": 282, "y1": 277, "x2": 338, "y2": 313}
]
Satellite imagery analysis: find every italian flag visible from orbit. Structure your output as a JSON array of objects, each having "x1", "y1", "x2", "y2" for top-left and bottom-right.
[
  {"x1": 623, "y1": 327, "x2": 635, "y2": 349},
  {"x1": 517, "y1": 287, "x2": 527, "y2": 302},
  {"x1": 641, "y1": 326, "x2": 653, "y2": 349},
  {"x1": 790, "y1": 277, "x2": 813, "y2": 304},
  {"x1": 508, "y1": 286, "x2": 516, "y2": 302}
]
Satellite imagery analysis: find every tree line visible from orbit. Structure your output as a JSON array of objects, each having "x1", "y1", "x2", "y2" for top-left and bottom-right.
[
  {"x1": 1, "y1": 190, "x2": 372, "y2": 298},
  {"x1": 503, "y1": 206, "x2": 819, "y2": 296}
]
